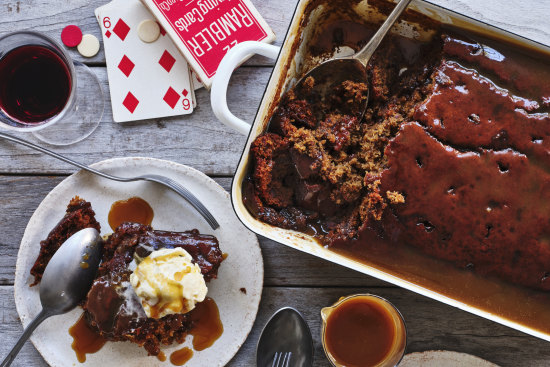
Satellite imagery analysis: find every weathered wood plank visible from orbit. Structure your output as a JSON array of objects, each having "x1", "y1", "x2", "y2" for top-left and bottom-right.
[
  {"x1": 2, "y1": 1, "x2": 550, "y2": 366},
  {"x1": 1, "y1": 2, "x2": 549, "y2": 175},
  {"x1": 428, "y1": 0, "x2": 550, "y2": 47},
  {"x1": 0, "y1": 0, "x2": 294, "y2": 66},
  {"x1": 0, "y1": 66, "x2": 264, "y2": 176},
  {"x1": 0, "y1": 175, "x2": 380, "y2": 287},
  {"x1": 1, "y1": 0, "x2": 548, "y2": 66},
  {"x1": 2, "y1": 285, "x2": 549, "y2": 367}
]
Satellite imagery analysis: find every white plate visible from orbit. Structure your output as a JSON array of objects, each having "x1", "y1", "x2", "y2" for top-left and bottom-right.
[
  {"x1": 400, "y1": 350, "x2": 499, "y2": 367},
  {"x1": 14, "y1": 157, "x2": 263, "y2": 367}
]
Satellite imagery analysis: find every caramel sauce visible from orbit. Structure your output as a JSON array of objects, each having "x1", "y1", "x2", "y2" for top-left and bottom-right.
[
  {"x1": 243, "y1": 11, "x2": 550, "y2": 337},
  {"x1": 170, "y1": 347, "x2": 193, "y2": 366},
  {"x1": 324, "y1": 297, "x2": 400, "y2": 367},
  {"x1": 69, "y1": 313, "x2": 107, "y2": 363},
  {"x1": 148, "y1": 295, "x2": 190, "y2": 320},
  {"x1": 222, "y1": 252, "x2": 228, "y2": 260},
  {"x1": 80, "y1": 253, "x2": 90, "y2": 268},
  {"x1": 332, "y1": 232, "x2": 550, "y2": 336},
  {"x1": 108, "y1": 196, "x2": 154, "y2": 231},
  {"x1": 157, "y1": 351, "x2": 167, "y2": 362},
  {"x1": 189, "y1": 297, "x2": 223, "y2": 351}
]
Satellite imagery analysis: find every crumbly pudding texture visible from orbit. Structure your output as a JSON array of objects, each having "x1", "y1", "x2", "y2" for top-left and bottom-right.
[
  {"x1": 83, "y1": 222, "x2": 223, "y2": 356},
  {"x1": 244, "y1": 29, "x2": 550, "y2": 291},
  {"x1": 30, "y1": 198, "x2": 224, "y2": 356},
  {"x1": 30, "y1": 196, "x2": 101, "y2": 286}
]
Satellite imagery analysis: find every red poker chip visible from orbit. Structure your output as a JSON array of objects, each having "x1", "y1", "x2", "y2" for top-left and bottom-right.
[{"x1": 61, "y1": 25, "x2": 83, "y2": 48}]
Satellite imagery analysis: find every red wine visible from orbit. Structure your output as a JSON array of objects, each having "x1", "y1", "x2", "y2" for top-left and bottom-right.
[{"x1": 0, "y1": 45, "x2": 71, "y2": 124}]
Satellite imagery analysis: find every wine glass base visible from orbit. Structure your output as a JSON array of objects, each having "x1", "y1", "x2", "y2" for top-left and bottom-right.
[{"x1": 32, "y1": 61, "x2": 104, "y2": 146}]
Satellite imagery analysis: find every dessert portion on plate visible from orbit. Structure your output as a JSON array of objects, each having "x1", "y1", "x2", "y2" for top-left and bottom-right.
[
  {"x1": 85, "y1": 222, "x2": 223, "y2": 356},
  {"x1": 30, "y1": 197, "x2": 101, "y2": 286},
  {"x1": 244, "y1": 22, "x2": 550, "y2": 291},
  {"x1": 30, "y1": 197, "x2": 224, "y2": 356}
]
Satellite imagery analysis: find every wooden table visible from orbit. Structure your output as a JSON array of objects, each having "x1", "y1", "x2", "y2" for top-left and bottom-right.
[{"x1": 1, "y1": 0, "x2": 550, "y2": 366}]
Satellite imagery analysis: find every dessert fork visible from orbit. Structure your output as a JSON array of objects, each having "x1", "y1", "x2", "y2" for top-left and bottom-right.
[
  {"x1": 0, "y1": 132, "x2": 219, "y2": 230},
  {"x1": 272, "y1": 352, "x2": 292, "y2": 367}
]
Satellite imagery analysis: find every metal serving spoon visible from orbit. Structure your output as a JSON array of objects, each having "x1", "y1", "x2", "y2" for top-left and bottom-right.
[
  {"x1": 0, "y1": 131, "x2": 219, "y2": 230},
  {"x1": 293, "y1": 0, "x2": 412, "y2": 120},
  {"x1": 256, "y1": 307, "x2": 314, "y2": 367},
  {"x1": 0, "y1": 228, "x2": 102, "y2": 367}
]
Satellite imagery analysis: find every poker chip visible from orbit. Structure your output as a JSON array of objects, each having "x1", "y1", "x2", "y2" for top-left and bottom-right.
[
  {"x1": 77, "y1": 34, "x2": 100, "y2": 58},
  {"x1": 61, "y1": 25, "x2": 83, "y2": 48},
  {"x1": 137, "y1": 19, "x2": 160, "y2": 43}
]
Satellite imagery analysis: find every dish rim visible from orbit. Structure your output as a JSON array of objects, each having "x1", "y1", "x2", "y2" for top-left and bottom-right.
[{"x1": 229, "y1": 0, "x2": 550, "y2": 342}]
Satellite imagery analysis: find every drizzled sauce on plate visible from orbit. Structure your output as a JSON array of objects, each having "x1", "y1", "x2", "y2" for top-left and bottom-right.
[
  {"x1": 157, "y1": 351, "x2": 167, "y2": 362},
  {"x1": 189, "y1": 297, "x2": 224, "y2": 351},
  {"x1": 166, "y1": 297, "x2": 223, "y2": 365},
  {"x1": 70, "y1": 297, "x2": 223, "y2": 365},
  {"x1": 69, "y1": 313, "x2": 107, "y2": 363},
  {"x1": 108, "y1": 196, "x2": 154, "y2": 231},
  {"x1": 170, "y1": 347, "x2": 193, "y2": 365}
]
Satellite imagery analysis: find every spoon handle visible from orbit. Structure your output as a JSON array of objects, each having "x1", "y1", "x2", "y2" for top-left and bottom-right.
[
  {"x1": 353, "y1": 0, "x2": 413, "y2": 66},
  {"x1": 0, "y1": 309, "x2": 50, "y2": 367}
]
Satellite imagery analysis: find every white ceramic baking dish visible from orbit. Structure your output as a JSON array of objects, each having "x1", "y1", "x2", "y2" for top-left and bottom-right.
[{"x1": 210, "y1": 0, "x2": 550, "y2": 341}]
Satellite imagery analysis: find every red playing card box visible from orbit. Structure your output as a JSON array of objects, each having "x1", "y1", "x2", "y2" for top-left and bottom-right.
[{"x1": 141, "y1": 0, "x2": 275, "y2": 89}]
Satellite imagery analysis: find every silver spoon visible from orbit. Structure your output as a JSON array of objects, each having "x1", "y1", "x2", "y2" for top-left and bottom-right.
[
  {"x1": 293, "y1": 0, "x2": 412, "y2": 120},
  {"x1": 1, "y1": 228, "x2": 102, "y2": 367},
  {"x1": 256, "y1": 307, "x2": 314, "y2": 367},
  {"x1": 0, "y1": 131, "x2": 219, "y2": 230}
]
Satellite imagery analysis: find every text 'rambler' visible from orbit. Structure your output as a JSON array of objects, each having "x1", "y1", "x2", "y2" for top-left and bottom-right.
[
  {"x1": 183, "y1": 5, "x2": 255, "y2": 57},
  {"x1": 142, "y1": 0, "x2": 275, "y2": 87}
]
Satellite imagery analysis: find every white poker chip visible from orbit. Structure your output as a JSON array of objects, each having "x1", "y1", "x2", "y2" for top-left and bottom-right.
[
  {"x1": 77, "y1": 34, "x2": 100, "y2": 58},
  {"x1": 138, "y1": 19, "x2": 160, "y2": 43}
]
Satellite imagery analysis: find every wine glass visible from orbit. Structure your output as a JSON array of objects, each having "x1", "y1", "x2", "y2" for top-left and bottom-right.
[{"x1": 0, "y1": 31, "x2": 104, "y2": 145}]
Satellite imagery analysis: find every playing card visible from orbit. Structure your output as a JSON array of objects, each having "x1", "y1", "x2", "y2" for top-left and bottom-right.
[
  {"x1": 187, "y1": 67, "x2": 197, "y2": 108},
  {"x1": 141, "y1": 0, "x2": 275, "y2": 89},
  {"x1": 190, "y1": 69, "x2": 204, "y2": 91},
  {"x1": 96, "y1": 0, "x2": 194, "y2": 122}
]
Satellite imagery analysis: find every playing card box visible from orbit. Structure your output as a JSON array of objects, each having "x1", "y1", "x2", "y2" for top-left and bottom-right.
[{"x1": 141, "y1": 0, "x2": 275, "y2": 89}]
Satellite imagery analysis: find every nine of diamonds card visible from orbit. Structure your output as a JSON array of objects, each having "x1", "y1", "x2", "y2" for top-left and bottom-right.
[{"x1": 141, "y1": 0, "x2": 275, "y2": 89}]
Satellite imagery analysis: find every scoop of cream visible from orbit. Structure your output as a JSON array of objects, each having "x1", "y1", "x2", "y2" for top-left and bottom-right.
[{"x1": 130, "y1": 247, "x2": 207, "y2": 319}]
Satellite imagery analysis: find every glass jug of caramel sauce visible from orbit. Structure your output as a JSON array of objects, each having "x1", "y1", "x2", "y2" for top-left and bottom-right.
[{"x1": 321, "y1": 294, "x2": 407, "y2": 367}]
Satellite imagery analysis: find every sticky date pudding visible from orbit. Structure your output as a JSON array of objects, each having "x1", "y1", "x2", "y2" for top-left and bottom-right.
[
  {"x1": 30, "y1": 196, "x2": 100, "y2": 286},
  {"x1": 30, "y1": 198, "x2": 224, "y2": 356},
  {"x1": 83, "y1": 222, "x2": 223, "y2": 356},
  {"x1": 244, "y1": 23, "x2": 550, "y2": 295}
]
